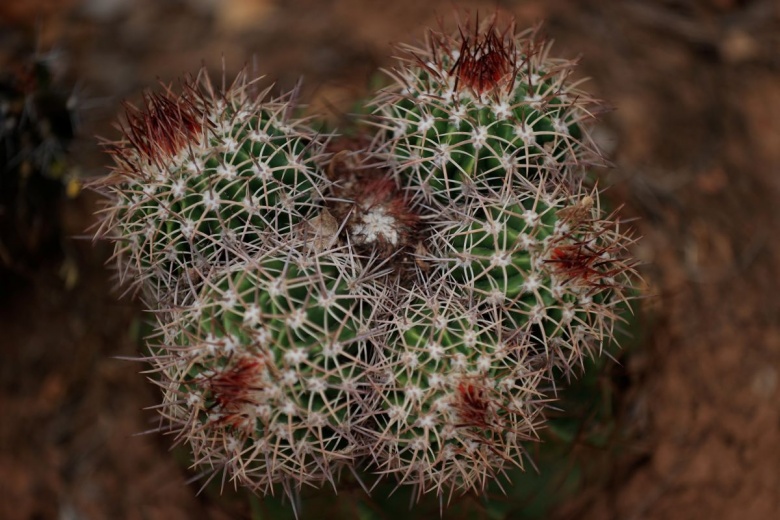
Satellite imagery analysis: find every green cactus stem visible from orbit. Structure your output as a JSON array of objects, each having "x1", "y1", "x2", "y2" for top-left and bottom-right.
[
  {"x1": 359, "y1": 291, "x2": 547, "y2": 498},
  {"x1": 151, "y1": 246, "x2": 379, "y2": 493},
  {"x1": 369, "y1": 20, "x2": 605, "y2": 207},
  {"x1": 92, "y1": 69, "x2": 333, "y2": 301}
]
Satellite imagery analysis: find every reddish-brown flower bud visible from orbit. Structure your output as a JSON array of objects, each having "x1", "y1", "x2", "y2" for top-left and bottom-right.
[
  {"x1": 452, "y1": 22, "x2": 515, "y2": 96},
  {"x1": 327, "y1": 146, "x2": 420, "y2": 257},
  {"x1": 121, "y1": 86, "x2": 205, "y2": 167},
  {"x1": 455, "y1": 379, "x2": 492, "y2": 429},
  {"x1": 205, "y1": 356, "x2": 265, "y2": 431},
  {"x1": 546, "y1": 235, "x2": 627, "y2": 289}
]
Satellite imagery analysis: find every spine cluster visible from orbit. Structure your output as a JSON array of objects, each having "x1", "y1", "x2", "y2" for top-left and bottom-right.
[{"x1": 94, "y1": 16, "x2": 638, "y2": 506}]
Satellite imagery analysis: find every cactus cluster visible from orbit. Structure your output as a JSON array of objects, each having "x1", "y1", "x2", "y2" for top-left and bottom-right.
[{"x1": 93, "y1": 16, "x2": 637, "y2": 509}]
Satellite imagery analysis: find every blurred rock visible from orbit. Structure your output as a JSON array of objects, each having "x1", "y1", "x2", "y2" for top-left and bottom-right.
[{"x1": 720, "y1": 29, "x2": 760, "y2": 63}]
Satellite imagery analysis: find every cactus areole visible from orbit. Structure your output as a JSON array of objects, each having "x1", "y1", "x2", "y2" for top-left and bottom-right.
[{"x1": 93, "y1": 15, "x2": 638, "y2": 508}]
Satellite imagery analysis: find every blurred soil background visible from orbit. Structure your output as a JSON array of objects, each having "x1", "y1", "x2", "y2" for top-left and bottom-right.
[{"x1": 1, "y1": 0, "x2": 779, "y2": 518}]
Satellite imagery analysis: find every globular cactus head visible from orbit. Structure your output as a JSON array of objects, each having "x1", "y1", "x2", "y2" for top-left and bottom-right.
[
  {"x1": 417, "y1": 186, "x2": 637, "y2": 376},
  {"x1": 369, "y1": 16, "x2": 604, "y2": 207},
  {"x1": 151, "y1": 244, "x2": 379, "y2": 494},
  {"x1": 360, "y1": 290, "x2": 547, "y2": 498},
  {"x1": 92, "y1": 69, "x2": 332, "y2": 302}
]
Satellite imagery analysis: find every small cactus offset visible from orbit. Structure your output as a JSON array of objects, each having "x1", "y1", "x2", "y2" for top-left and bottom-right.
[
  {"x1": 93, "y1": 13, "x2": 640, "y2": 513},
  {"x1": 326, "y1": 145, "x2": 421, "y2": 260}
]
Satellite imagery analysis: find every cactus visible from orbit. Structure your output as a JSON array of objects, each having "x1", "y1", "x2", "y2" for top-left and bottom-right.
[
  {"x1": 412, "y1": 187, "x2": 636, "y2": 375},
  {"x1": 92, "y1": 14, "x2": 640, "y2": 513},
  {"x1": 0, "y1": 47, "x2": 78, "y2": 271},
  {"x1": 93, "y1": 69, "x2": 332, "y2": 301},
  {"x1": 149, "y1": 246, "x2": 380, "y2": 495},
  {"x1": 369, "y1": 19, "x2": 604, "y2": 208},
  {"x1": 360, "y1": 290, "x2": 547, "y2": 498}
]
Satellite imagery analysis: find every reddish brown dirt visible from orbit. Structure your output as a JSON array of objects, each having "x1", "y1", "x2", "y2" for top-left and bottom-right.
[{"x1": 1, "y1": 1, "x2": 779, "y2": 519}]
